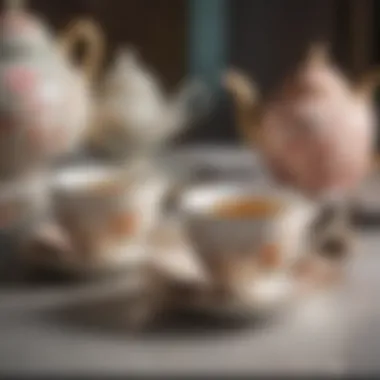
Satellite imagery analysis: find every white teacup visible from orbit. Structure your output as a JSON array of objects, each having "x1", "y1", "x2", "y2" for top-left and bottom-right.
[
  {"x1": 178, "y1": 182, "x2": 318, "y2": 269},
  {"x1": 50, "y1": 164, "x2": 169, "y2": 273},
  {"x1": 0, "y1": 173, "x2": 49, "y2": 233}
]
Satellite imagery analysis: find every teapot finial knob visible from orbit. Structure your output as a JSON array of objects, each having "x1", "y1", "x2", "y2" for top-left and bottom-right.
[
  {"x1": 305, "y1": 42, "x2": 330, "y2": 68},
  {"x1": 117, "y1": 45, "x2": 141, "y2": 68}
]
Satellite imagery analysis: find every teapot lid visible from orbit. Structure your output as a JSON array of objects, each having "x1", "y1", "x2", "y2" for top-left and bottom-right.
[
  {"x1": 278, "y1": 43, "x2": 350, "y2": 101},
  {"x1": 303, "y1": 43, "x2": 330, "y2": 69},
  {"x1": 105, "y1": 47, "x2": 165, "y2": 104},
  {"x1": 106, "y1": 48, "x2": 156, "y2": 87}
]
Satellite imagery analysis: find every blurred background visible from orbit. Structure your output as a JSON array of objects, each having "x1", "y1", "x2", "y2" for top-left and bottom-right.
[{"x1": 2, "y1": 0, "x2": 377, "y2": 144}]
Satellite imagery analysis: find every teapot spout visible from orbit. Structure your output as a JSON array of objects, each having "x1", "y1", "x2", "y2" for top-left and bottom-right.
[
  {"x1": 223, "y1": 69, "x2": 261, "y2": 146},
  {"x1": 166, "y1": 79, "x2": 213, "y2": 138}
]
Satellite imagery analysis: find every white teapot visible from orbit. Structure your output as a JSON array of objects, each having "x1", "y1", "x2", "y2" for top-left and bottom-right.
[
  {"x1": 88, "y1": 48, "x2": 210, "y2": 159},
  {"x1": 0, "y1": 0, "x2": 104, "y2": 177}
]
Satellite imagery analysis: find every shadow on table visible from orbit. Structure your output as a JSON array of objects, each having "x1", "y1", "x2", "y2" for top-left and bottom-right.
[
  {"x1": 0, "y1": 263, "x2": 93, "y2": 290},
  {"x1": 45, "y1": 294, "x2": 275, "y2": 341}
]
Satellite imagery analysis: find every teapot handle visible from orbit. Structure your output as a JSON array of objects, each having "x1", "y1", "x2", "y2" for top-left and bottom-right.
[
  {"x1": 59, "y1": 18, "x2": 105, "y2": 83},
  {"x1": 223, "y1": 69, "x2": 262, "y2": 148}
]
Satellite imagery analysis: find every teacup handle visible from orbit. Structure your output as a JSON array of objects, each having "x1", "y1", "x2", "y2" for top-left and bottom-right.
[{"x1": 59, "y1": 18, "x2": 105, "y2": 83}]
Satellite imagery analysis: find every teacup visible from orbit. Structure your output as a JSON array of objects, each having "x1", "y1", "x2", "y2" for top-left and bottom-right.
[
  {"x1": 0, "y1": 173, "x2": 49, "y2": 233},
  {"x1": 178, "y1": 182, "x2": 318, "y2": 269},
  {"x1": 50, "y1": 164, "x2": 169, "y2": 273}
]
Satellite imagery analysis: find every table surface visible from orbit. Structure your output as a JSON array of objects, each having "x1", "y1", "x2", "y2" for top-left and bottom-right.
[{"x1": 0, "y1": 146, "x2": 380, "y2": 376}]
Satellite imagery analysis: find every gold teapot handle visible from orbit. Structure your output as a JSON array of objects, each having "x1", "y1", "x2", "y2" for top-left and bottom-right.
[
  {"x1": 223, "y1": 69, "x2": 262, "y2": 147},
  {"x1": 59, "y1": 18, "x2": 105, "y2": 82}
]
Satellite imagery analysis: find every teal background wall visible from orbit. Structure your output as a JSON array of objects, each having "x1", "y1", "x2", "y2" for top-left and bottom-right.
[{"x1": 188, "y1": 0, "x2": 228, "y2": 96}]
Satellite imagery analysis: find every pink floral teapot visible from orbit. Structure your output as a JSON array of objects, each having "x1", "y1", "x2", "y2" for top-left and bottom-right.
[
  {"x1": 0, "y1": 0, "x2": 104, "y2": 178},
  {"x1": 225, "y1": 44, "x2": 379, "y2": 201}
]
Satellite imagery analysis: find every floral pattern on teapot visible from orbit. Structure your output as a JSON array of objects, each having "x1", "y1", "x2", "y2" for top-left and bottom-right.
[{"x1": 0, "y1": 5, "x2": 103, "y2": 177}]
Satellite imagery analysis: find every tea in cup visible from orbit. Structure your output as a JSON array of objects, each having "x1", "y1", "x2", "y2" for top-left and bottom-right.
[{"x1": 178, "y1": 183, "x2": 318, "y2": 268}]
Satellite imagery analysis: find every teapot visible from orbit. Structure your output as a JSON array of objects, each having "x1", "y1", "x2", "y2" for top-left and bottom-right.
[
  {"x1": 87, "y1": 48, "x2": 210, "y2": 159},
  {"x1": 0, "y1": 0, "x2": 104, "y2": 178},
  {"x1": 224, "y1": 44, "x2": 379, "y2": 201}
]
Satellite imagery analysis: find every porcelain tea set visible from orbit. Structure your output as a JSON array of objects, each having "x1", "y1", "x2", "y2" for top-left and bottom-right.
[
  {"x1": 0, "y1": 0, "x2": 377, "y2": 328},
  {"x1": 225, "y1": 44, "x2": 380, "y2": 256},
  {"x1": 0, "y1": 0, "x2": 209, "y2": 277}
]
